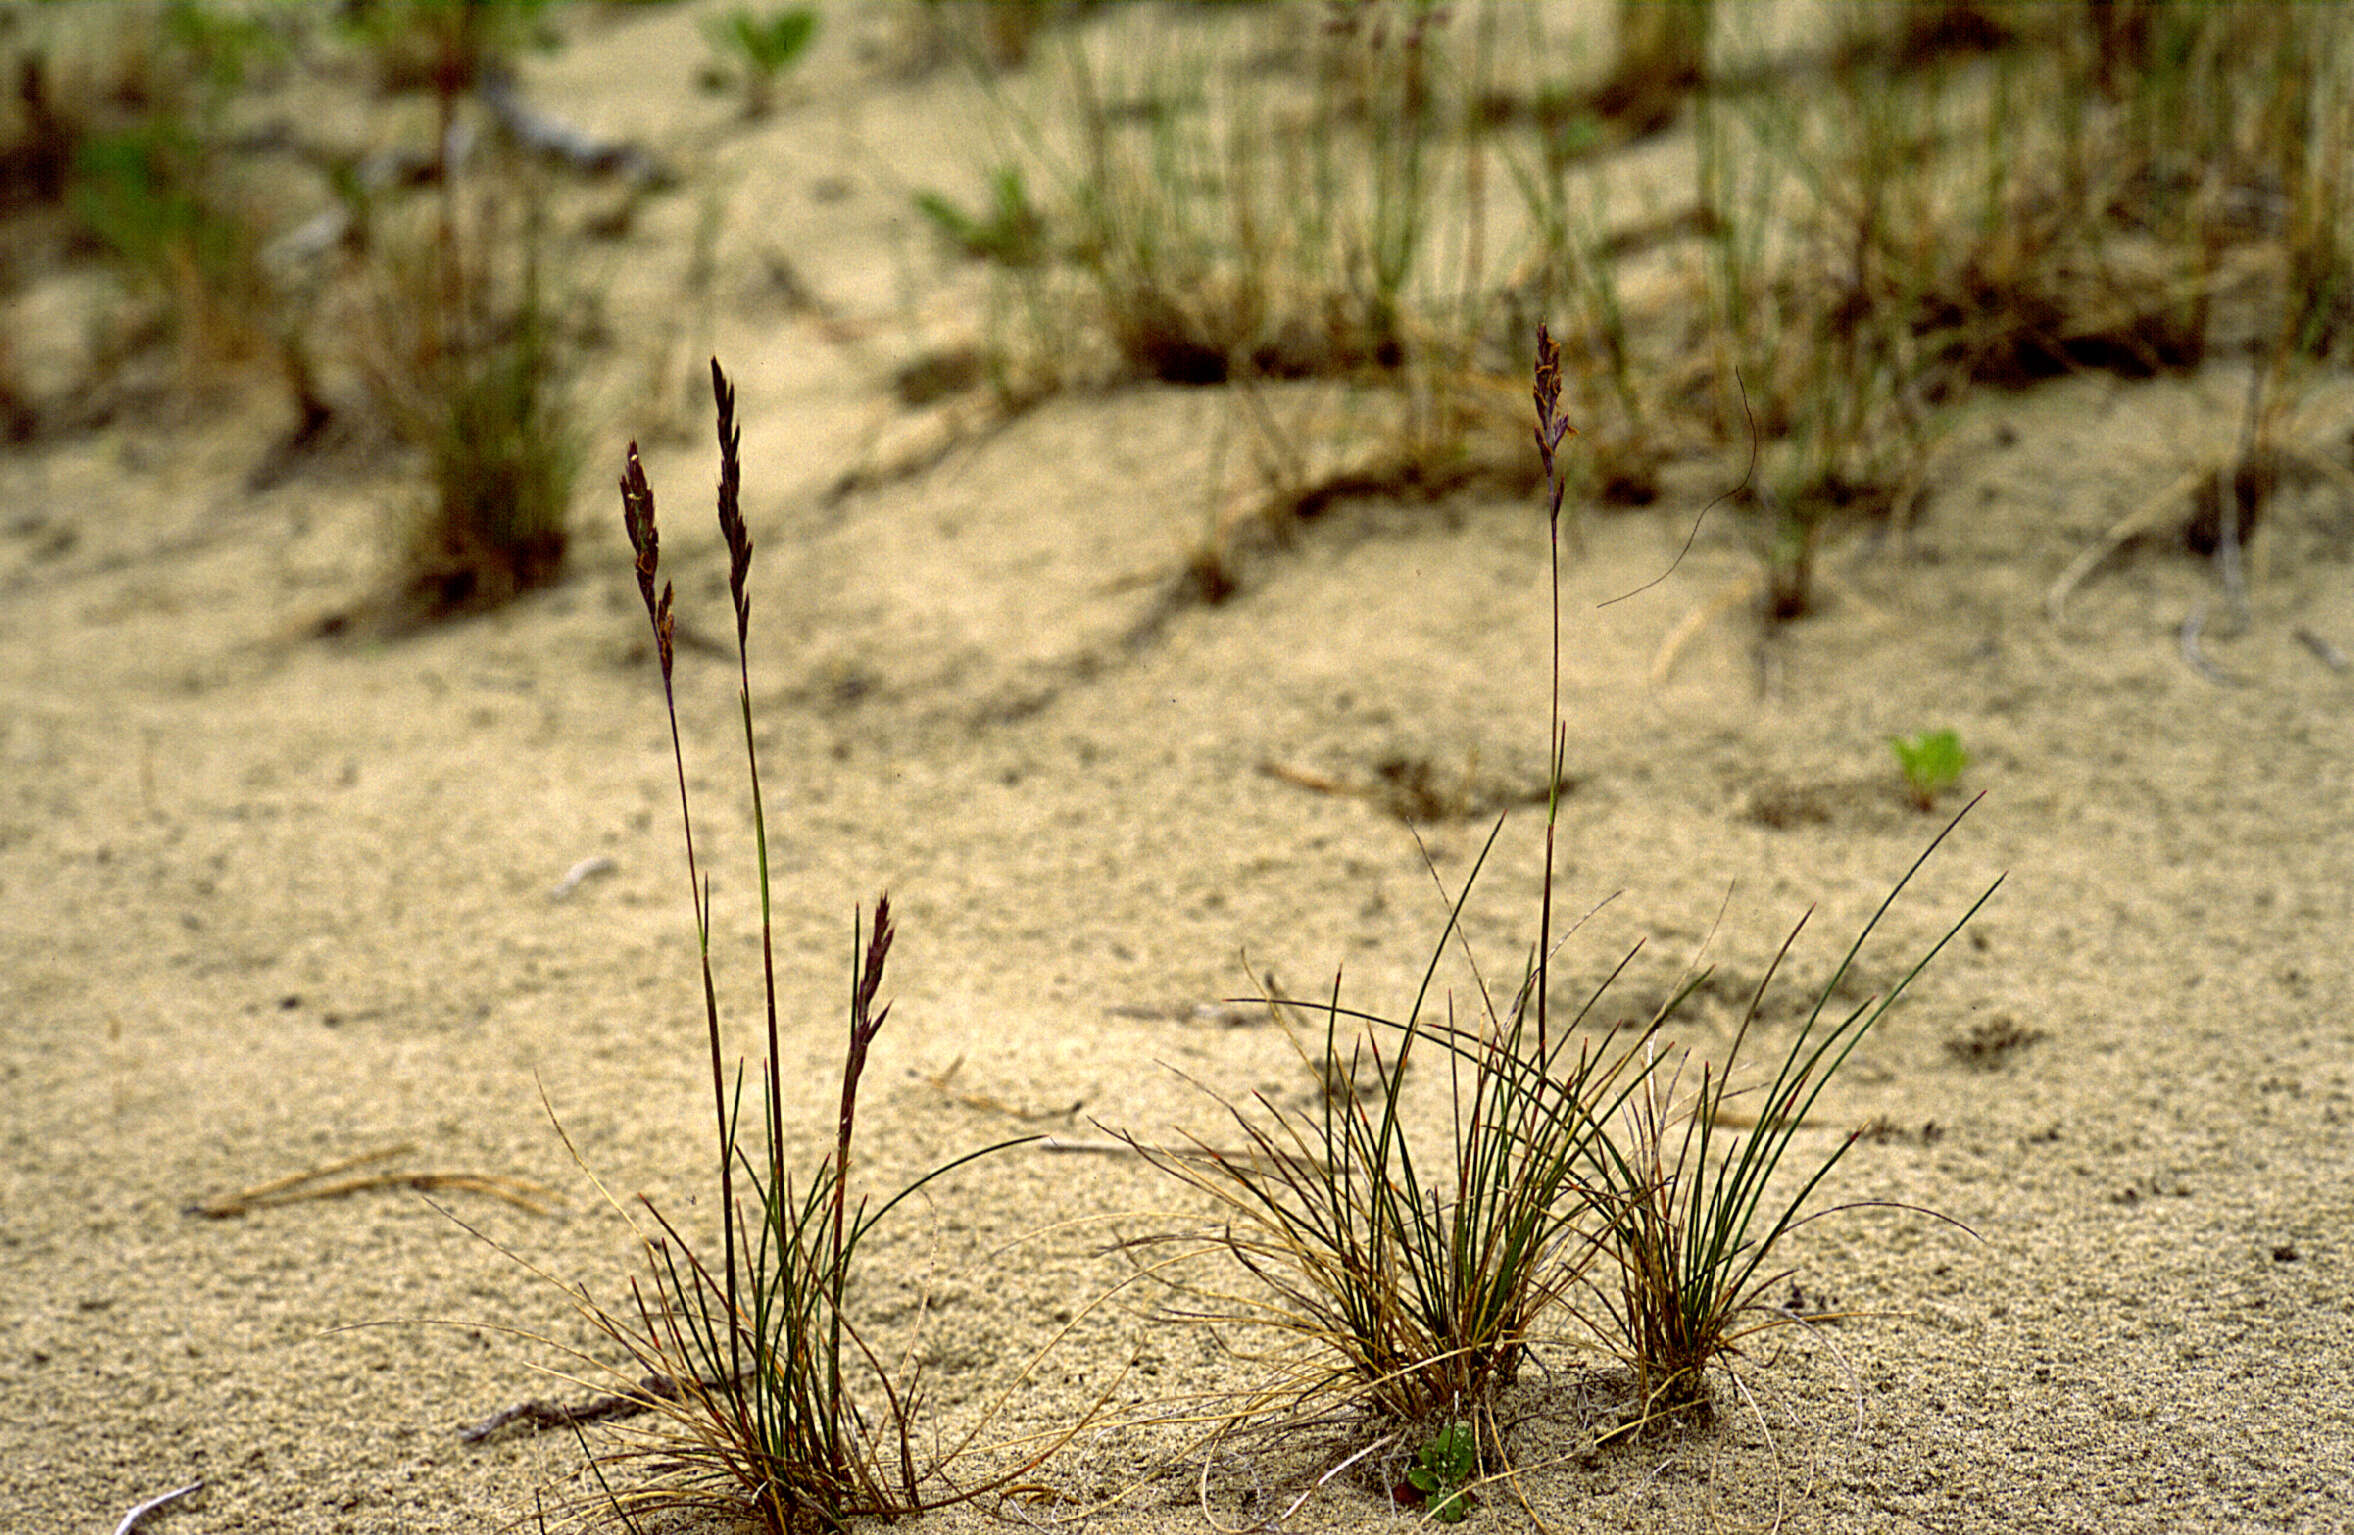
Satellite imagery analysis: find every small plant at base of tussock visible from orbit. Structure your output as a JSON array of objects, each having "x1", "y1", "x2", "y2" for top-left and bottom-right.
[{"x1": 1397, "y1": 1420, "x2": 1479, "y2": 1522}]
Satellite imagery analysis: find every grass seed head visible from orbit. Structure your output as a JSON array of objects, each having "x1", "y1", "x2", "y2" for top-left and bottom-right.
[
  {"x1": 620, "y1": 440, "x2": 659, "y2": 616},
  {"x1": 711, "y1": 357, "x2": 752, "y2": 642},
  {"x1": 618, "y1": 440, "x2": 674, "y2": 682}
]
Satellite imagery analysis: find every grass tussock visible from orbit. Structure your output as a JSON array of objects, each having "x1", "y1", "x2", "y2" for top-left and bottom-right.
[
  {"x1": 1114, "y1": 839, "x2": 1651, "y2": 1437},
  {"x1": 1536, "y1": 1, "x2": 2354, "y2": 616},
  {"x1": 1576, "y1": 821, "x2": 1999, "y2": 1426},
  {"x1": 1, "y1": 2, "x2": 597, "y2": 616},
  {"x1": 335, "y1": 0, "x2": 590, "y2": 628},
  {"x1": 1108, "y1": 330, "x2": 2001, "y2": 1517},
  {"x1": 536, "y1": 362, "x2": 1052, "y2": 1530},
  {"x1": 351, "y1": 180, "x2": 579, "y2": 624},
  {"x1": 910, "y1": 0, "x2": 1532, "y2": 592},
  {"x1": 1, "y1": 2, "x2": 290, "y2": 411}
]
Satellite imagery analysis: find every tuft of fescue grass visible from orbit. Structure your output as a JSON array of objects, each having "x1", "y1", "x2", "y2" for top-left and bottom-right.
[
  {"x1": 1573, "y1": 815, "x2": 2002, "y2": 1428},
  {"x1": 1116, "y1": 326, "x2": 1999, "y2": 1513},
  {"x1": 1115, "y1": 837, "x2": 1658, "y2": 1438},
  {"x1": 548, "y1": 360, "x2": 1049, "y2": 1531},
  {"x1": 1112, "y1": 330, "x2": 1601, "y2": 1451},
  {"x1": 353, "y1": 179, "x2": 579, "y2": 624}
]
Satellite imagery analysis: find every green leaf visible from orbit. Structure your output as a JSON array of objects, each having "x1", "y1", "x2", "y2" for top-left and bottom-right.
[
  {"x1": 1889, "y1": 729, "x2": 1969, "y2": 807},
  {"x1": 1405, "y1": 1423, "x2": 1478, "y2": 1521}
]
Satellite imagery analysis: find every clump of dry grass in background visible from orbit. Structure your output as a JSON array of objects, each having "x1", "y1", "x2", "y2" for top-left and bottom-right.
[
  {"x1": 1, "y1": 0, "x2": 595, "y2": 620},
  {"x1": 349, "y1": 178, "x2": 580, "y2": 624},
  {"x1": 910, "y1": 1, "x2": 1534, "y2": 599},
  {"x1": 1530, "y1": 0, "x2": 2354, "y2": 623},
  {"x1": 0, "y1": 1, "x2": 292, "y2": 415},
  {"x1": 917, "y1": 2, "x2": 2352, "y2": 618},
  {"x1": 337, "y1": 0, "x2": 586, "y2": 625},
  {"x1": 15, "y1": 3, "x2": 2343, "y2": 629}
]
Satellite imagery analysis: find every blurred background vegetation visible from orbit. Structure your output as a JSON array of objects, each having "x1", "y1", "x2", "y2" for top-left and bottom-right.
[{"x1": 4, "y1": 1, "x2": 2345, "y2": 624}]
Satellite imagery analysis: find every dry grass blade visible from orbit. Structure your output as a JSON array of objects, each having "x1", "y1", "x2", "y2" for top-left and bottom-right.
[
  {"x1": 187, "y1": 1144, "x2": 558, "y2": 1218},
  {"x1": 112, "y1": 1480, "x2": 203, "y2": 1535}
]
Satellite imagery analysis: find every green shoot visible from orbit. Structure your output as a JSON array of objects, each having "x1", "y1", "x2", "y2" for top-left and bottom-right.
[
  {"x1": 915, "y1": 167, "x2": 1048, "y2": 267},
  {"x1": 703, "y1": 6, "x2": 817, "y2": 118},
  {"x1": 1890, "y1": 729, "x2": 1970, "y2": 812},
  {"x1": 1401, "y1": 1420, "x2": 1480, "y2": 1522}
]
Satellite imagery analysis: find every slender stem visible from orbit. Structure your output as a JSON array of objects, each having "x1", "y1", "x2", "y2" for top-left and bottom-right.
[
  {"x1": 823, "y1": 900, "x2": 889, "y2": 1482},
  {"x1": 1532, "y1": 325, "x2": 1572, "y2": 1062},
  {"x1": 1539, "y1": 512, "x2": 1561, "y2": 1062},
  {"x1": 711, "y1": 358, "x2": 783, "y2": 1215},
  {"x1": 738, "y1": 628, "x2": 784, "y2": 1242},
  {"x1": 659, "y1": 673, "x2": 740, "y2": 1398},
  {"x1": 830, "y1": 912, "x2": 859, "y2": 1474}
]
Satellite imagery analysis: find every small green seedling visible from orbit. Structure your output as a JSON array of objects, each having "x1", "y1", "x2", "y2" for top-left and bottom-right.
[
  {"x1": 703, "y1": 5, "x2": 818, "y2": 117},
  {"x1": 1399, "y1": 1422, "x2": 1479, "y2": 1523},
  {"x1": 1890, "y1": 729, "x2": 1969, "y2": 811},
  {"x1": 915, "y1": 166, "x2": 1047, "y2": 267}
]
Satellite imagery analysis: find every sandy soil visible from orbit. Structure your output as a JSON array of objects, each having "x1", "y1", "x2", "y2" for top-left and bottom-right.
[{"x1": 4, "y1": 5, "x2": 2351, "y2": 1533}]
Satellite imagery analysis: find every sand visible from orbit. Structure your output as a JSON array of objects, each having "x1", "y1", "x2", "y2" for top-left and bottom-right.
[{"x1": 4, "y1": 5, "x2": 2351, "y2": 1532}]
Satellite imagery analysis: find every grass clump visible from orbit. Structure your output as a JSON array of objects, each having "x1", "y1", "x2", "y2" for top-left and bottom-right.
[
  {"x1": 1575, "y1": 821, "x2": 2000, "y2": 1427},
  {"x1": 3, "y1": 2, "x2": 292, "y2": 407},
  {"x1": 332, "y1": 0, "x2": 590, "y2": 629},
  {"x1": 353, "y1": 183, "x2": 580, "y2": 623},
  {"x1": 1051, "y1": 1, "x2": 1478, "y2": 392},
  {"x1": 1118, "y1": 854, "x2": 1646, "y2": 1431},
  {"x1": 546, "y1": 361, "x2": 1045, "y2": 1530},
  {"x1": 1535, "y1": 2, "x2": 2354, "y2": 621},
  {"x1": 919, "y1": 5, "x2": 2349, "y2": 620},
  {"x1": 1119, "y1": 328, "x2": 1998, "y2": 1512},
  {"x1": 911, "y1": 0, "x2": 1527, "y2": 582},
  {"x1": 1112, "y1": 330, "x2": 1609, "y2": 1472}
]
